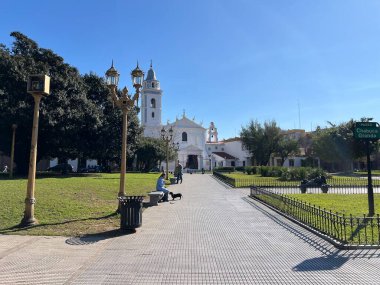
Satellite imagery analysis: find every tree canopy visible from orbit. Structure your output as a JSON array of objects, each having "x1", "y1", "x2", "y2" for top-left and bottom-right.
[
  {"x1": 275, "y1": 137, "x2": 300, "y2": 166},
  {"x1": 0, "y1": 32, "x2": 143, "y2": 173},
  {"x1": 311, "y1": 119, "x2": 379, "y2": 171},
  {"x1": 240, "y1": 120, "x2": 282, "y2": 165},
  {"x1": 135, "y1": 137, "x2": 177, "y2": 172}
]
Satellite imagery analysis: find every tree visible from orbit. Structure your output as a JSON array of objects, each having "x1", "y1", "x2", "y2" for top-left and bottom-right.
[
  {"x1": 276, "y1": 137, "x2": 300, "y2": 166},
  {"x1": 240, "y1": 120, "x2": 282, "y2": 165},
  {"x1": 0, "y1": 32, "x2": 95, "y2": 173},
  {"x1": 135, "y1": 137, "x2": 165, "y2": 172},
  {"x1": 81, "y1": 73, "x2": 143, "y2": 169},
  {"x1": 311, "y1": 119, "x2": 379, "y2": 171},
  {"x1": 0, "y1": 32, "x2": 143, "y2": 173}
]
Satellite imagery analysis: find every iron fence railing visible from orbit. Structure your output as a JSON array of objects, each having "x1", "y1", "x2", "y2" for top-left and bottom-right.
[
  {"x1": 250, "y1": 186, "x2": 380, "y2": 247},
  {"x1": 213, "y1": 171, "x2": 380, "y2": 194}
]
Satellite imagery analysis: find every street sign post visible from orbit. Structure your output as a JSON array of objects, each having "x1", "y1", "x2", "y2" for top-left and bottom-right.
[
  {"x1": 354, "y1": 122, "x2": 380, "y2": 139},
  {"x1": 354, "y1": 122, "x2": 380, "y2": 216}
]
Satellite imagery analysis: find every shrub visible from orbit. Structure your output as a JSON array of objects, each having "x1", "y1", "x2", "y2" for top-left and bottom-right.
[
  {"x1": 307, "y1": 168, "x2": 328, "y2": 179},
  {"x1": 235, "y1": 166, "x2": 245, "y2": 172},
  {"x1": 214, "y1": 166, "x2": 235, "y2": 173},
  {"x1": 260, "y1": 166, "x2": 270, "y2": 177},
  {"x1": 259, "y1": 166, "x2": 287, "y2": 177},
  {"x1": 253, "y1": 166, "x2": 260, "y2": 174},
  {"x1": 279, "y1": 167, "x2": 328, "y2": 181}
]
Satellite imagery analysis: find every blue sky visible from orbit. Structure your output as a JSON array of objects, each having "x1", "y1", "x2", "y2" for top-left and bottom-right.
[{"x1": 1, "y1": 0, "x2": 380, "y2": 139}]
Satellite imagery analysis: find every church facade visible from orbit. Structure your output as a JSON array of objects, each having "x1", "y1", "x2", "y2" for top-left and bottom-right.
[
  {"x1": 140, "y1": 64, "x2": 251, "y2": 171},
  {"x1": 141, "y1": 63, "x2": 207, "y2": 171}
]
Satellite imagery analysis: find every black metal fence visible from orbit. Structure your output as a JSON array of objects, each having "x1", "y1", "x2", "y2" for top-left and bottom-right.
[
  {"x1": 250, "y1": 186, "x2": 380, "y2": 247},
  {"x1": 213, "y1": 171, "x2": 380, "y2": 194},
  {"x1": 213, "y1": 171, "x2": 236, "y2": 186}
]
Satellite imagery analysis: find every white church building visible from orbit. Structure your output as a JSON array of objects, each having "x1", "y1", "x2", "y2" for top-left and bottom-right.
[{"x1": 140, "y1": 64, "x2": 251, "y2": 171}]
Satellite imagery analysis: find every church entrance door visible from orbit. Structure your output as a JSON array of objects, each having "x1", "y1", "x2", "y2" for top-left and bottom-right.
[{"x1": 187, "y1": 155, "x2": 198, "y2": 169}]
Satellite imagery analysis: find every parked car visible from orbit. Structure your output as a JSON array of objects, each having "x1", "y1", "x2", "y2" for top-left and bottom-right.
[
  {"x1": 77, "y1": 165, "x2": 102, "y2": 173},
  {"x1": 46, "y1": 163, "x2": 73, "y2": 174},
  {"x1": 149, "y1": 167, "x2": 161, "y2": 172},
  {"x1": 87, "y1": 165, "x2": 102, "y2": 173}
]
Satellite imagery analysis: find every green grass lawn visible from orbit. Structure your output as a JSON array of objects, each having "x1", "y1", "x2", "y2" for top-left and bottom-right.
[
  {"x1": 286, "y1": 194, "x2": 380, "y2": 216},
  {"x1": 222, "y1": 173, "x2": 296, "y2": 186},
  {"x1": 356, "y1": 170, "x2": 380, "y2": 176},
  {"x1": 252, "y1": 191, "x2": 380, "y2": 244},
  {"x1": 0, "y1": 173, "x2": 163, "y2": 236},
  {"x1": 223, "y1": 172, "x2": 380, "y2": 187}
]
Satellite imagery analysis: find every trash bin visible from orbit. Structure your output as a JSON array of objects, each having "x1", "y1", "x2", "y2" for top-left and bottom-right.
[{"x1": 118, "y1": 196, "x2": 144, "y2": 231}]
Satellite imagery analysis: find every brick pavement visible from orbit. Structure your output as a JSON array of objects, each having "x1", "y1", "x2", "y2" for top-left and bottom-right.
[{"x1": 1, "y1": 174, "x2": 380, "y2": 284}]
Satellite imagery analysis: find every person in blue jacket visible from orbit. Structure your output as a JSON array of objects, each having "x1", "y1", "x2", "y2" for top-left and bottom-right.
[{"x1": 156, "y1": 172, "x2": 169, "y2": 202}]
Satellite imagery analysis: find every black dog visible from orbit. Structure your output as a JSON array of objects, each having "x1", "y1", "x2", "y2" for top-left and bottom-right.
[{"x1": 169, "y1": 191, "x2": 182, "y2": 200}]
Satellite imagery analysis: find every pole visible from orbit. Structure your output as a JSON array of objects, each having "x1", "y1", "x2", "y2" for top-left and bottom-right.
[
  {"x1": 10, "y1": 124, "x2": 17, "y2": 179},
  {"x1": 165, "y1": 140, "x2": 169, "y2": 180},
  {"x1": 119, "y1": 109, "x2": 128, "y2": 197},
  {"x1": 366, "y1": 139, "x2": 375, "y2": 216},
  {"x1": 21, "y1": 94, "x2": 42, "y2": 226}
]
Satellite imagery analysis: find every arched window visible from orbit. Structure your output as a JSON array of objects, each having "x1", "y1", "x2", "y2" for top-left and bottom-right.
[
  {"x1": 152, "y1": 82, "x2": 155, "y2": 88},
  {"x1": 150, "y1": 98, "x2": 156, "y2": 108},
  {"x1": 152, "y1": 112, "x2": 155, "y2": 118},
  {"x1": 182, "y1": 132, "x2": 188, "y2": 142}
]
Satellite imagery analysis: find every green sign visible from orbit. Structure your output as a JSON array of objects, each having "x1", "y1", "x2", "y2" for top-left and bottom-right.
[{"x1": 354, "y1": 122, "x2": 380, "y2": 139}]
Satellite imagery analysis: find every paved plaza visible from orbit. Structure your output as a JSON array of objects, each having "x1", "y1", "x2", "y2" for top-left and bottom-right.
[{"x1": 1, "y1": 174, "x2": 380, "y2": 284}]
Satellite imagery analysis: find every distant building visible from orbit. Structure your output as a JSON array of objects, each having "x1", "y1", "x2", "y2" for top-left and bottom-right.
[
  {"x1": 205, "y1": 123, "x2": 251, "y2": 170},
  {"x1": 270, "y1": 129, "x2": 320, "y2": 168}
]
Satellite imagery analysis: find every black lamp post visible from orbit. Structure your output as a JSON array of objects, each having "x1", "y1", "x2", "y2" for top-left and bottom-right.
[
  {"x1": 9, "y1": 124, "x2": 17, "y2": 179},
  {"x1": 161, "y1": 126, "x2": 173, "y2": 180}
]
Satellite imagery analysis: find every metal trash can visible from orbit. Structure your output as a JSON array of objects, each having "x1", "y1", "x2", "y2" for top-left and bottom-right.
[{"x1": 118, "y1": 196, "x2": 144, "y2": 230}]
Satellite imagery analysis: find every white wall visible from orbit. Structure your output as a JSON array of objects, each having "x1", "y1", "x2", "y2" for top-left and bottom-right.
[
  {"x1": 223, "y1": 140, "x2": 251, "y2": 167},
  {"x1": 50, "y1": 158, "x2": 97, "y2": 172}
]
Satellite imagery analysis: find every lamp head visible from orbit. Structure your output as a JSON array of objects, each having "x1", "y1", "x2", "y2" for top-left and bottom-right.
[
  {"x1": 105, "y1": 60, "x2": 119, "y2": 87},
  {"x1": 161, "y1": 127, "x2": 165, "y2": 138},
  {"x1": 131, "y1": 62, "x2": 144, "y2": 89},
  {"x1": 169, "y1": 126, "x2": 174, "y2": 140}
]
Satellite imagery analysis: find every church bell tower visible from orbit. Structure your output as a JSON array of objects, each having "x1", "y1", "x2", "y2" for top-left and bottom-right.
[
  {"x1": 207, "y1": 122, "x2": 218, "y2": 143},
  {"x1": 141, "y1": 62, "x2": 162, "y2": 137}
]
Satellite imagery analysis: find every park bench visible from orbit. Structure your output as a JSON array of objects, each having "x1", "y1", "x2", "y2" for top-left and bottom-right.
[{"x1": 148, "y1": 191, "x2": 164, "y2": 206}]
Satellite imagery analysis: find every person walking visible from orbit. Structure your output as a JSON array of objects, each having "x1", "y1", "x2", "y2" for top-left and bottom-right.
[{"x1": 176, "y1": 160, "x2": 183, "y2": 184}]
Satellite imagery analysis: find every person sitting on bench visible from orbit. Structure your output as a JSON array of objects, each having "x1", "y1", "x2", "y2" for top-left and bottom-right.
[{"x1": 156, "y1": 172, "x2": 169, "y2": 202}]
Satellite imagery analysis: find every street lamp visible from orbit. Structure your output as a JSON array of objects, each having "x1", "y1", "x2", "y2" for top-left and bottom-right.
[
  {"x1": 10, "y1": 124, "x2": 17, "y2": 179},
  {"x1": 161, "y1": 126, "x2": 173, "y2": 180},
  {"x1": 172, "y1": 142, "x2": 180, "y2": 152},
  {"x1": 21, "y1": 74, "x2": 50, "y2": 226},
  {"x1": 105, "y1": 61, "x2": 143, "y2": 199},
  {"x1": 172, "y1": 141, "x2": 180, "y2": 167}
]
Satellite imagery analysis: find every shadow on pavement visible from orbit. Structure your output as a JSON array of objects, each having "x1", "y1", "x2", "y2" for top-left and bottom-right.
[
  {"x1": 243, "y1": 197, "x2": 380, "y2": 272},
  {"x1": 0, "y1": 212, "x2": 118, "y2": 234},
  {"x1": 65, "y1": 228, "x2": 134, "y2": 245},
  {"x1": 293, "y1": 253, "x2": 349, "y2": 271}
]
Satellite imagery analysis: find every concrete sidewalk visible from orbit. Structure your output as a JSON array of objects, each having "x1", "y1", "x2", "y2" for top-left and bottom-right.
[{"x1": 1, "y1": 174, "x2": 380, "y2": 284}]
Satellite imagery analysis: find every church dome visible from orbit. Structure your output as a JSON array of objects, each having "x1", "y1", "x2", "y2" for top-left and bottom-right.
[{"x1": 146, "y1": 67, "x2": 156, "y2": 81}]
